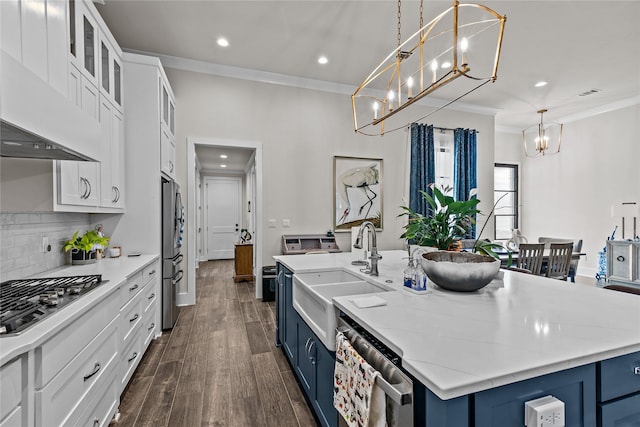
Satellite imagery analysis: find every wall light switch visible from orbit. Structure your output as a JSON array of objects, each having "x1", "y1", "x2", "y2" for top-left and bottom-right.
[
  {"x1": 268, "y1": 219, "x2": 277, "y2": 228},
  {"x1": 282, "y1": 219, "x2": 290, "y2": 227}
]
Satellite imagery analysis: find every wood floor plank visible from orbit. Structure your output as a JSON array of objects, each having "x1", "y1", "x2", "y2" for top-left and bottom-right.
[
  {"x1": 256, "y1": 300, "x2": 275, "y2": 324},
  {"x1": 160, "y1": 325, "x2": 191, "y2": 363},
  {"x1": 252, "y1": 352, "x2": 300, "y2": 427},
  {"x1": 281, "y1": 368, "x2": 319, "y2": 427},
  {"x1": 113, "y1": 375, "x2": 153, "y2": 426},
  {"x1": 135, "y1": 360, "x2": 183, "y2": 427},
  {"x1": 201, "y1": 329, "x2": 231, "y2": 426},
  {"x1": 175, "y1": 304, "x2": 196, "y2": 327},
  {"x1": 134, "y1": 333, "x2": 169, "y2": 378},
  {"x1": 245, "y1": 320, "x2": 271, "y2": 355},
  {"x1": 240, "y1": 300, "x2": 260, "y2": 322}
]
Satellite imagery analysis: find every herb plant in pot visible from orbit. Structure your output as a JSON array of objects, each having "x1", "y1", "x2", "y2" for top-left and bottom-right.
[
  {"x1": 63, "y1": 230, "x2": 110, "y2": 265},
  {"x1": 399, "y1": 186, "x2": 501, "y2": 292}
]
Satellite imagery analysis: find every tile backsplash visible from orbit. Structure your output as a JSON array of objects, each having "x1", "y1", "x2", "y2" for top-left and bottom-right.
[{"x1": 1, "y1": 212, "x2": 92, "y2": 282}]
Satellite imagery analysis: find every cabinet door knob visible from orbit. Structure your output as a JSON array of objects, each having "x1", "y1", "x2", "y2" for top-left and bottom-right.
[
  {"x1": 616, "y1": 255, "x2": 625, "y2": 262},
  {"x1": 93, "y1": 418, "x2": 100, "y2": 427},
  {"x1": 634, "y1": 366, "x2": 640, "y2": 375},
  {"x1": 148, "y1": 293, "x2": 155, "y2": 300},
  {"x1": 148, "y1": 322, "x2": 155, "y2": 331},
  {"x1": 129, "y1": 284, "x2": 139, "y2": 292},
  {"x1": 128, "y1": 352, "x2": 139, "y2": 363},
  {"x1": 130, "y1": 313, "x2": 139, "y2": 323}
]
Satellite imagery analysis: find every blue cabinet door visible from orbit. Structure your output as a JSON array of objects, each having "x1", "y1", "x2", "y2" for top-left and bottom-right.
[
  {"x1": 296, "y1": 316, "x2": 315, "y2": 398},
  {"x1": 275, "y1": 263, "x2": 284, "y2": 347},
  {"x1": 599, "y1": 393, "x2": 640, "y2": 427},
  {"x1": 282, "y1": 268, "x2": 297, "y2": 364},
  {"x1": 597, "y1": 351, "x2": 640, "y2": 402},
  {"x1": 474, "y1": 364, "x2": 596, "y2": 427},
  {"x1": 314, "y1": 339, "x2": 338, "y2": 427}
]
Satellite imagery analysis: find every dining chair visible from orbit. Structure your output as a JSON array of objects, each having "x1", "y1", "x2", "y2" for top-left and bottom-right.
[
  {"x1": 545, "y1": 243, "x2": 574, "y2": 280},
  {"x1": 515, "y1": 243, "x2": 544, "y2": 275},
  {"x1": 538, "y1": 237, "x2": 583, "y2": 282}
]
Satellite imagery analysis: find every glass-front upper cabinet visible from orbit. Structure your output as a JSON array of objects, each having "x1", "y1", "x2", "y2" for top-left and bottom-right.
[
  {"x1": 101, "y1": 41, "x2": 109, "y2": 92},
  {"x1": 114, "y1": 60, "x2": 121, "y2": 106},
  {"x1": 83, "y1": 16, "x2": 95, "y2": 77},
  {"x1": 169, "y1": 101, "x2": 175, "y2": 135},
  {"x1": 162, "y1": 86, "x2": 169, "y2": 126}
]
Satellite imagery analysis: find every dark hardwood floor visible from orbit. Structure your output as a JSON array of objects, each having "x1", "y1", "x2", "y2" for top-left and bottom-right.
[{"x1": 111, "y1": 260, "x2": 318, "y2": 427}]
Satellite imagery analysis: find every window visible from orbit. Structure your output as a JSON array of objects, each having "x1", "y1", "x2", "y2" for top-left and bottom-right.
[
  {"x1": 434, "y1": 129, "x2": 454, "y2": 194},
  {"x1": 494, "y1": 163, "x2": 519, "y2": 240}
]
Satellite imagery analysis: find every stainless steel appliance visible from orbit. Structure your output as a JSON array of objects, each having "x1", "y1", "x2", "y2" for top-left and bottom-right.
[
  {"x1": 336, "y1": 315, "x2": 414, "y2": 426},
  {"x1": 0, "y1": 275, "x2": 104, "y2": 336},
  {"x1": 161, "y1": 178, "x2": 184, "y2": 329}
]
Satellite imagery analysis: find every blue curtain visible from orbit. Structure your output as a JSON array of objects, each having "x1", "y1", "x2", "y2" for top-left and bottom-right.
[
  {"x1": 409, "y1": 123, "x2": 435, "y2": 216},
  {"x1": 454, "y1": 128, "x2": 477, "y2": 236}
]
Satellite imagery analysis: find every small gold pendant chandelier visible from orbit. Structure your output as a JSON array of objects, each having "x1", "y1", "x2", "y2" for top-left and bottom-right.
[
  {"x1": 351, "y1": 0, "x2": 507, "y2": 136},
  {"x1": 522, "y1": 109, "x2": 563, "y2": 157}
]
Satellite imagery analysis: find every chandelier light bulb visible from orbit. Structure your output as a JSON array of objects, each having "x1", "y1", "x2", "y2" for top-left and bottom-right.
[
  {"x1": 461, "y1": 37, "x2": 469, "y2": 65},
  {"x1": 372, "y1": 101, "x2": 379, "y2": 120},
  {"x1": 431, "y1": 59, "x2": 438, "y2": 83},
  {"x1": 407, "y1": 76, "x2": 414, "y2": 98}
]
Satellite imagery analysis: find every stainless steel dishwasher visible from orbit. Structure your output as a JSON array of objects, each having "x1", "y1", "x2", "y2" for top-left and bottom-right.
[{"x1": 336, "y1": 315, "x2": 414, "y2": 426}]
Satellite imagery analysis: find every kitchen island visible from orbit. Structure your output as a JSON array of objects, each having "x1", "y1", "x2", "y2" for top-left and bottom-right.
[{"x1": 274, "y1": 250, "x2": 640, "y2": 427}]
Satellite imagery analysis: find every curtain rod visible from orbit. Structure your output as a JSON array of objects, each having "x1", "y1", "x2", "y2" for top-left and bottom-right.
[{"x1": 409, "y1": 125, "x2": 480, "y2": 134}]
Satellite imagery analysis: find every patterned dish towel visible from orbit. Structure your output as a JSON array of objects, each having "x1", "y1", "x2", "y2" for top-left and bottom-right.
[{"x1": 333, "y1": 332, "x2": 382, "y2": 427}]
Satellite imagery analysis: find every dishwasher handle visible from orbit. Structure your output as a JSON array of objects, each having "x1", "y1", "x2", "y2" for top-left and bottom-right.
[{"x1": 336, "y1": 326, "x2": 413, "y2": 406}]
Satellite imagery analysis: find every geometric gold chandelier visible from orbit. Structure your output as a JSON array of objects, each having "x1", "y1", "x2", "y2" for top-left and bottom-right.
[
  {"x1": 351, "y1": 0, "x2": 507, "y2": 136},
  {"x1": 522, "y1": 109, "x2": 563, "y2": 157}
]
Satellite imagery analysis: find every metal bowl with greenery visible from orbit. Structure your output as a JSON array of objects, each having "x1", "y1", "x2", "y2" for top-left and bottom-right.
[{"x1": 421, "y1": 251, "x2": 500, "y2": 292}]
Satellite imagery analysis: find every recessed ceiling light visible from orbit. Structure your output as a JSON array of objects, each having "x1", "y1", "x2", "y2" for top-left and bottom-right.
[
  {"x1": 220, "y1": 164, "x2": 227, "y2": 168},
  {"x1": 217, "y1": 37, "x2": 229, "y2": 47},
  {"x1": 318, "y1": 56, "x2": 328, "y2": 65},
  {"x1": 534, "y1": 81, "x2": 548, "y2": 88},
  {"x1": 219, "y1": 154, "x2": 228, "y2": 159}
]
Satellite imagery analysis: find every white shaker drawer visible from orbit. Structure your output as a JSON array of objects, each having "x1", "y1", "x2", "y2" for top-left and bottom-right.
[
  {"x1": 0, "y1": 355, "x2": 23, "y2": 422},
  {"x1": 120, "y1": 293, "x2": 143, "y2": 346},
  {"x1": 73, "y1": 371, "x2": 118, "y2": 427},
  {"x1": 120, "y1": 270, "x2": 144, "y2": 308},
  {"x1": 36, "y1": 318, "x2": 118, "y2": 427},
  {"x1": 119, "y1": 329, "x2": 143, "y2": 393},
  {"x1": 143, "y1": 281, "x2": 158, "y2": 314},
  {"x1": 36, "y1": 288, "x2": 120, "y2": 388},
  {"x1": 142, "y1": 306, "x2": 158, "y2": 350}
]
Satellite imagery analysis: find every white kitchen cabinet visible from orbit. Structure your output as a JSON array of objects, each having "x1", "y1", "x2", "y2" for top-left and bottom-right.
[
  {"x1": 99, "y1": 97, "x2": 125, "y2": 209},
  {"x1": 56, "y1": 160, "x2": 100, "y2": 207},
  {"x1": 0, "y1": 0, "x2": 101, "y2": 161},
  {"x1": 0, "y1": 355, "x2": 25, "y2": 427},
  {"x1": 160, "y1": 76, "x2": 177, "y2": 179},
  {"x1": 55, "y1": 0, "x2": 126, "y2": 212}
]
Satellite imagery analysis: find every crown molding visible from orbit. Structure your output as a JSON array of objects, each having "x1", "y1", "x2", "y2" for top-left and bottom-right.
[{"x1": 123, "y1": 48, "x2": 501, "y2": 117}]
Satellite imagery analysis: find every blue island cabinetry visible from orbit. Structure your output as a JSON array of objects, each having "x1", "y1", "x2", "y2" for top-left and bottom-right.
[
  {"x1": 276, "y1": 263, "x2": 339, "y2": 427},
  {"x1": 275, "y1": 262, "x2": 640, "y2": 427}
]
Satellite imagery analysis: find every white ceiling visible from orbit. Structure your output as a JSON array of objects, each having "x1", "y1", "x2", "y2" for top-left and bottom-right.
[{"x1": 96, "y1": 0, "x2": 640, "y2": 171}]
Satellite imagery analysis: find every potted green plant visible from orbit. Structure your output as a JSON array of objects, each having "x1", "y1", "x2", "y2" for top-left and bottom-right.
[
  {"x1": 399, "y1": 185, "x2": 480, "y2": 251},
  {"x1": 63, "y1": 230, "x2": 110, "y2": 265},
  {"x1": 399, "y1": 185, "x2": 506, "y2": 258}
]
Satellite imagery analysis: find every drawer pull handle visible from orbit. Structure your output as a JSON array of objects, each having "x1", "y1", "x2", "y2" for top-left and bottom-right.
[
  {"x1": 93, "y1": 417, "x2": 100, "y2": 427},
  {"x1": 634, "y1": 366, "x2": 640, "y2": 375},
  {"x1": 617, "y1": 255, "x2": 625, "y2": 262},
  {"x1": 149, "y1": 270, "x2": 156, "y2": 275},
  {"x1": 148, "y1": 322, "x2": 155, "y2": 331},
  {"x1": 129, "y1": 284, "x2": 139, "y2": 292},
  {"x1": 83, "y1": 362, "x2": 101, "y2": 381},
  {"x1": 128, "y1": 352, "x2": 138, "y2": 363},
  {"x1": 148, "y1": 293, "x2": 155, "y2": 300},
  {"x1": 130, "y1": 313, "x2": 139, "y2": 323}
]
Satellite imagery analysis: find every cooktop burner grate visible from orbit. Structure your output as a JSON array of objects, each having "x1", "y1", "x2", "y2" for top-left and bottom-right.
[{"x1": 0, "y1": 274, "x2": 103, "y2": 336}]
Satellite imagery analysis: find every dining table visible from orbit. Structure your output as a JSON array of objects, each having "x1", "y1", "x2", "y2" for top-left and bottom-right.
[{"x1": 495, "y1": 249, "x2": 585, "y2": 268}]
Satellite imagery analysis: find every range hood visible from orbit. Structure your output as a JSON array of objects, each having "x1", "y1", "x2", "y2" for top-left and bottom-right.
[
  {"x1": 1, "y1": 51, "x2": 100, "y2": 162},
  {"x1": 1, "y1": 121, "x2": 95, "y2": 161}
]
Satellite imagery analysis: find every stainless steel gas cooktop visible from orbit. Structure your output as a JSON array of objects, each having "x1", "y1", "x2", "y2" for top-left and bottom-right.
[{"x1": 0, "y1": 274, "x2": 104, "y2": 336}]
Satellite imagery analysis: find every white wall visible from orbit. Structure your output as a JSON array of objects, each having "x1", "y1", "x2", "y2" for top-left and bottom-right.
[
  {"x1": 166, "y1": 68, "x2": 496, "y2": 268},
  {"x1": 496, "y1": 105, "x2": 640, "y2": 277}
]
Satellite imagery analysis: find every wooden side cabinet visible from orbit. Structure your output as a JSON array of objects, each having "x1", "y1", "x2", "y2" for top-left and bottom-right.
[{"x1": 234, "y1": 243, "x2": 254, "y2": 283}]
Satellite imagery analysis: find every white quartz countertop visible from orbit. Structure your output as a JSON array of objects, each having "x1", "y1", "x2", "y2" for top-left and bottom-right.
[
  {"x1": 0, "y1": 254, "x2": 159, "y2": 366},
  {"x1": 274, "y1": 250, "x2": 640, "y2": 400}
]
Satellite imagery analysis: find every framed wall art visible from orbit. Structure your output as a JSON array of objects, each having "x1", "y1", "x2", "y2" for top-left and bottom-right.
[{"x1": 333, "y1": 156, "x2": 383, "y2": 232}]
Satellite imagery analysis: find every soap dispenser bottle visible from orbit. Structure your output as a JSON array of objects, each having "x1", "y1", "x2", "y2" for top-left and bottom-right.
[{"x1": 404, "y1": 260, "x2": 416, "y2": 289}]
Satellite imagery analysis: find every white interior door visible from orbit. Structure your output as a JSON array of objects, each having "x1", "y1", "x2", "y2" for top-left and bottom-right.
[{"x1": 205, "y1": 176, "x2": 241, "y2": 260}]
